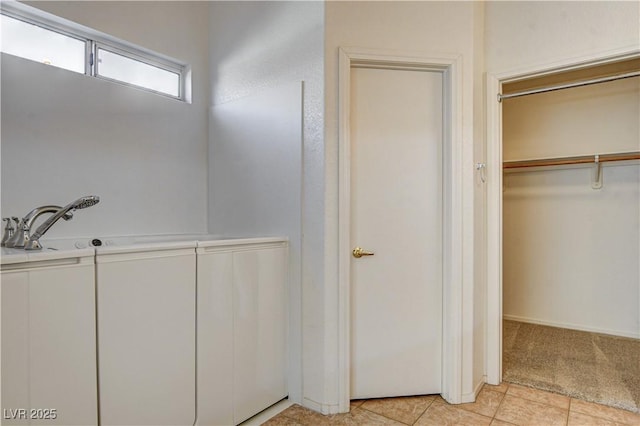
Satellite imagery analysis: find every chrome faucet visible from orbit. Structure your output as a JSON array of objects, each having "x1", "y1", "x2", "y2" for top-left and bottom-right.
[
  {"x1": 25, "y1": 196, "x2": 100, "y2": 250},
  {"x1": 5, "y1": 206, "x2": 74, "y2": 248}
]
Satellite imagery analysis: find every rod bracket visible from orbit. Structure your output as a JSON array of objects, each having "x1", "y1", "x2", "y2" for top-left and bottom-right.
[
  {"x1": 592, "y1": 155, "x2": 603, "y2": 190},
  {"x1": 475, "y1": 162, "x2": 486, "y2": 183}
]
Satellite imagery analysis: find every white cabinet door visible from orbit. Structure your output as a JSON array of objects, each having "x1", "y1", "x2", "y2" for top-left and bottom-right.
[
  {"x1": 1, "y1": 260, "x2": 98, "y2": 425},
  {"x1": 196, "y1": 250, "x2": 234, "y2": 426},
  {"x1": 233, "y1": 246, "x2": 288, "y2": 424},
  {"x1": 196, "y1": 240, "x2": 288, "y2": 426},
  {"x1": 2, "y1": 271, "x2": 30, "y2": 426},
  {"x1": 97, "y1": 249, "x2": 196, "y2": 426}
]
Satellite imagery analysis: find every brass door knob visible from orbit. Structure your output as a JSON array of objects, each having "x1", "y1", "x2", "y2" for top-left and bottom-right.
[{"x1": 352, "y1": 247, "x2": 375, "y2": 258}]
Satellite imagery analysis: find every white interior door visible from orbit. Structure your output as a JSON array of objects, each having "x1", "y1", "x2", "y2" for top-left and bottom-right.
[{"x1": 350, "y1": 66, "x2": 443, "y2": 399}]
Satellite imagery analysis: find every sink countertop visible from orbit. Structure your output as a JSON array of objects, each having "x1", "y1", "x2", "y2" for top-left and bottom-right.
[
  {"x1": 1, "y1": 235, "x2": 288, "y2": 265},
  {"x1": 1, "y1": 245, "x2": 95, "y2": 265}
]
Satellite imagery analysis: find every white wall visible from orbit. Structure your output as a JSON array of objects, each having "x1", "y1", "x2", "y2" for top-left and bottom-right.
[
  {"x1": 1, "y1": 1, "x2": 210, "y2": 238},
  {"x1": 207, "y1": 0, "x2": 325, "y2": 406},
  {"x1": 209, "y1": 82, "x2": 302, "y2": 239},
  {"x1": 503, "y1": 78, "x2": 640, "y2": 161},
  {"x1": 485, "y1": 1, "x2": 640, "y2": 74},
  {"x1": 502, "y1": 78, "x2": 640, "y2": 338},
  {"x1": 324, "y1": 1, "x2": 483, "y2": 408},
  {"x1": 503, "y1": 166, "x2": 640, "y2": 337}
]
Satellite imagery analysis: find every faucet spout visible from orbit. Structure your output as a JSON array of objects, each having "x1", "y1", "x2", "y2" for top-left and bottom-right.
[{"x1": 24, "y1": 196, "x2": 100, "y2": 250}]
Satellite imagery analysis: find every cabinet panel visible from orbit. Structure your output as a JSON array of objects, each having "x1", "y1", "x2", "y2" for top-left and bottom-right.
[
  {"x1": 29, "y1": 266, "x2": 98, "y2": 425},
  {"x1": 1, "y1": 263, "x2": 98, "y2": 426},
  {"x1": 1, "y1": 272, "x2": 30, "y2": 425},
  {"x1": 97, "y1": 252, "x2": 196, "y2": 426},
  {"x1": 196, "y1": 241, "x2": 288, "y2": 426},
  {"x1": 195, "y1": 252, "x2": 234, "y2": 426},
  {"x1": 233, "y1": 247, "x2": 288, "y2": 424}
]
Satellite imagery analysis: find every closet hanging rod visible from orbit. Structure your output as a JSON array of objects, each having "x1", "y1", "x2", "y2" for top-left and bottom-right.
[
  {"x1": 498, "y1": 71, "x2": 640, "y2": 102},
  {"x1": 503, "y1": 151, "x2": 640, "y2": 169}
]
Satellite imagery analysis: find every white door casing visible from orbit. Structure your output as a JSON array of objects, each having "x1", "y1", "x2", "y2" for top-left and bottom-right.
[
  {"x1": 349, "y1": 66, "x2": 443, "y2": 399},
  {"x1": 338, "y1": 47, "x2": 465, "y2": 412}
]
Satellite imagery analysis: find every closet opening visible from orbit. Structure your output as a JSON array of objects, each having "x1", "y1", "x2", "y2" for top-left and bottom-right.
[{"x1": 498, "y1": 57, "x2": 640, "y2": 413}]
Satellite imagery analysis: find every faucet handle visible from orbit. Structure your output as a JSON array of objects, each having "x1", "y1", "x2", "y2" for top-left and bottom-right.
[
  {"x1": 3, "y1": 217, "x2": 14, "y2": 232},
  {"x1": 1, "y1": 218, "x2": 16, "y2": 247},
  {"x1": 4, "y1": 218, "x2": 22, "y2": 248}
]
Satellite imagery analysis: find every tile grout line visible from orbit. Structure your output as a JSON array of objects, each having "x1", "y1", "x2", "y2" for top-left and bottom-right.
[
  {"x1": 410, "y1": 398, "x2": 436, "y2": 426},
  {"x1": 569, "y1": 398, "x2": 638, "y2": 426},
  {"x1": 567, "y1": 397, "x2": 574, "y2": 426},
  {"x1": 265, "y1": 388, "x2": 640, "y2": 425},
  {"x1": 491, "y1": 384, "x2": 510, "y2": 424},
  {"x1": 490, "y1": 385, "x2": 509, "y2": 422},
  {"x1": 492, "y1": 386, "x2": 508, "y2": 423},
  {"x1": 455, "y1": 391, "x2": 504, "y2": 422},
  {"x1": 431, "y1": 394, "x2": 496, "y2": 425},
  {"x1": 505, "y1": 382, "x2": 574, "y2": 411},
  {"x1": 356, "y1": 398, "x2": 436, "y2": 426},
  {"x1": 353, "y1": 405, "x2": 413, "y2": 426}
]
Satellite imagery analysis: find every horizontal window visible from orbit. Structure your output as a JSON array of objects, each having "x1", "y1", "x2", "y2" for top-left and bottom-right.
[
  {"x1": 0, "y1": 3, "x2": 188, "y2": 101},
  {"x1": 0, "y1": 14, "x2": 86, "y2": 74},
  {"x1": 96, "y1": 46, "x2": 181, "y2": 98}
]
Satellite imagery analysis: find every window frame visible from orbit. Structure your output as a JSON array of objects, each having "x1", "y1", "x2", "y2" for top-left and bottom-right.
[
  {"x1": 0, "y1": 10, "x2": 92, "y2": 75},
  {"x1": 0, "y1": 2, "x2": 188, "y2": 102},
  {"x1": 93, "y1": 42, "x2": 184, "y2": 100}
]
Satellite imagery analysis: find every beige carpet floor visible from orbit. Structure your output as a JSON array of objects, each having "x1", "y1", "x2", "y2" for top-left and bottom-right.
[{"x1": 503, "y1": 320, "x2": 640, "y2": 413}]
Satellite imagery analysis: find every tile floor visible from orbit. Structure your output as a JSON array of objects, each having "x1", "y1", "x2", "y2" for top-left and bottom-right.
[{"x1": 262, "y1": 382, "x2": 640, "y2": 425}]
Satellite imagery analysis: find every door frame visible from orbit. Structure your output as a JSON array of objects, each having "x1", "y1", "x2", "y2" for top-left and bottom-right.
[
  {"x1": 484, "y1": 46, "x2": 640, "y2": 385},
  {"x1": 337, "y1": 47, "x2": 464, "y2": 411}
]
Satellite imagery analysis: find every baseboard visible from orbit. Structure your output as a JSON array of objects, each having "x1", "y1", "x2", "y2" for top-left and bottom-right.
[
  {"x1": 302, "y1": 397, "x2": 341, "y2": 415},
  {"x1": 484, "y1": 373, "x2": 500, "y2": 386},
  {"x1": 503, "y1": 314, "x2": 640, "y2": 339},
  {"x1": 460, "y1": 377, "x2": 485, "y2": 403}
]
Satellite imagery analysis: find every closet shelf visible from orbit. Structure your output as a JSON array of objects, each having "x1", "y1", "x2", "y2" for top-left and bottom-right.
[{"x1": 503, "y1": 151, "x2": 640, "y2": 170}]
